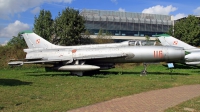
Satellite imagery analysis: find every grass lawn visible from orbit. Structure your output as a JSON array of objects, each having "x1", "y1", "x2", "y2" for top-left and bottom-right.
[
  {"x1": 165, "y1": 96, "x2": 200, "y2": 112},
  {"x1": 0, "y1": 63, "x2": 200, "y2": 112}
]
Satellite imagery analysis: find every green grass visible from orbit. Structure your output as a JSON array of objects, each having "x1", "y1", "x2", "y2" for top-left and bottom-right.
[
  {"x1": 165, "y1": 96, "x2": 200, "y2": 112},
  {"x1": 0, "y1": 63, "x2": 200, "y2": 112}
]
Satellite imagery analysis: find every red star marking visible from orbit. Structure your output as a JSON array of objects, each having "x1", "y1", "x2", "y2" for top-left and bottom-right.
[
  {"x1": 36, "y1": 39, "x2": 40, "y2": 44},
  {"x1": 173, "y1": 41, "x2": 178, "y2": 45},
  {"x1": 72, "y1": 49, "x2": 77, "y2": 53}
]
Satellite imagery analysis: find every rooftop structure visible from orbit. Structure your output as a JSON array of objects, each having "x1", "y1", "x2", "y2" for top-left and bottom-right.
[{"x1": 80, "y1": 9, "x2": 173, "y2": 38}]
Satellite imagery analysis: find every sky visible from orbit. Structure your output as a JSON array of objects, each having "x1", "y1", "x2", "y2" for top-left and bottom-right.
[{"x1": 0, "y1": 0, "x2": 200, "y2": 45}]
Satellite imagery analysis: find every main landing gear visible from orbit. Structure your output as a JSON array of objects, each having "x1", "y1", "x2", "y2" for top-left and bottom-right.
[{"x1": 140, "y1": 63, "x2": 147, "y2": 76}]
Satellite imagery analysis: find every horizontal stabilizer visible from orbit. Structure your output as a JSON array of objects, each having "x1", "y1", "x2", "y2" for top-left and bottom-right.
[
  {"x1": 24, "y1": 58, "x2": 72, "y2": 64},
  {"x1": 8, "y1": 61, "x2": 24, "y2": 66},
  {"x1": 24, "y1": 56, "x2": 72, "y2": 64}
]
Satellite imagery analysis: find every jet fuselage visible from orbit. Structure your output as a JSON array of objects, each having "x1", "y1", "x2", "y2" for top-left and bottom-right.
[{"x1": 25, "y1": 46, "x2": 185, "y2": 64}]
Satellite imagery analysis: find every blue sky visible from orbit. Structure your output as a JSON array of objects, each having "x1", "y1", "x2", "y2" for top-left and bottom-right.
[{"x1": 0, "y1": 0, "x2": 200, "y2": 45}]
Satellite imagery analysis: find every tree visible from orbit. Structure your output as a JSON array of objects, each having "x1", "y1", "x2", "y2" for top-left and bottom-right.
[
  {"x1": 168, "y1": 15, "x2": 200, "y2": 46},
  {"x1": 81, "y1": 30, "x2": 94, "y2": 44},
  {"x1": 3, "y1": 34, "x2": 27, "y2": 66},
  {"x1": 54, "y1": 7, "x2": 85, "y2": 46},
  {"x1": 93, "y1": 29, "x2": 114, "y2": 44},
  {"x1": 145, "y1": 35, "x2": 150, "y2": 41},
  {"x1": 33, "y1": 9, "x2": 53, "y2": 41},
  {"x1": 7, "y1": 33, "x2": 27, "y2": 48}
]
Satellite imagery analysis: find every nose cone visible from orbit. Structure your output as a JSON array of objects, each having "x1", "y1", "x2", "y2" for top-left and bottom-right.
[{"x1": 167, "y1": 46, "x2": 185, "y2": 62}]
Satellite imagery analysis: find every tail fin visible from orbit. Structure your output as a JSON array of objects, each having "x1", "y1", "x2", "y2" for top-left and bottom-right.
[
  {"x1": 20, "y1": 30, "x2": 58, "y2": 49},
  {"x1": 156, "y1": 34, "x2": 171, "y2": 46},
  {"x1": 157, "y1": 34, "x2": 196, "y2": 50}
]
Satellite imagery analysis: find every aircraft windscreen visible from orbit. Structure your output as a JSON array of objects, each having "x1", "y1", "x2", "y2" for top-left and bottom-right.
[
  {"x1": 128, "y1": 41, "x2": 136, "y2": 46},
  {"x1": 128, "y1": 40, "x2": 156, "y2": 46},
  {"x1": 141, "y1": 41, "x2": 156, "y2": 46}
]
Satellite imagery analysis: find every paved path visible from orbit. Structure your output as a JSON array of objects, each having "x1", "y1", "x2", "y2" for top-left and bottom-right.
[{"x1": 68, "y1": 84, "x2": 200, "y2": 112}]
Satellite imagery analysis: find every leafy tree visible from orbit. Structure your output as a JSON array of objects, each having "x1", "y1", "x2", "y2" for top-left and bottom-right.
[
  {"x1": 94, "y1": 29, "x2": 114, "y2": 44},
  {"x1": 7, "y1": 34, "x2": 27, "y2": 48},
  {"x1": 54, "y1": 7, "x2": 85, "y2": 46},
  {"x1": 0, "y1": 34, "x2": 27, "y2": 68},
  {"x1": 33, "y1": 9, "x2": 53, "y2": 41},
  {"x1": 168, "y1": 15, "x2": 200, "y2": 46},
  {"x1": 81, "y1": 30, "x2": 94, "y2": 44},
  {"x1": 145, "y1": 35, "x2": 150, "y2": 41}
]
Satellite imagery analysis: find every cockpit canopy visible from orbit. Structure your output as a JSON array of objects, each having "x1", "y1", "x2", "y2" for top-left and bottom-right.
[{"x1": 128, "y1": 40, "x2": 156, "y2": 46}]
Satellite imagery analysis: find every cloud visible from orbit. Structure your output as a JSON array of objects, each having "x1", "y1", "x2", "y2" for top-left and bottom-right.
[
  {"x1": 173, "y1": 13, "x2": 187, "y2": 20},
  {"x1": 0, "y1": 40, "x2": 8, "y2": 46},
  {"x1": 118, "y1": 8, "x2": 125, "y2": 12},
  {"x1": 0, "y1": 0, "x2": 73, "y2": 19},
  {"x1": 1, "y1": 40, "x2": 8, "y2": 46},
  {"x1": 142, "y1": 5, "x2": 177, "y2": 15},
  {"x1": 111, "y1": 0, "x2": 117, "y2": 4},
  {"x1": 194, "y1": 7, "x2": 200, "y2": 15},
  {"x1": 31, "y1": 7, "x2": 41, "y2": 14},
  {"x1": 0, "y1": 20, "x2": 30, "y2": 38},
  {"x1": 4, "y1": 40, "x2": 8, "y2": 44}
]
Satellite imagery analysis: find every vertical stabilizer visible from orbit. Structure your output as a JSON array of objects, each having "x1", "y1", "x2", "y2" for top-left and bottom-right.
[
  {"x1": 157, "y1": 34, "x2": 196, "y2": 50},
  {"x1": 156, "y1": 34, "x2": 170, "y2": 46},
  {"x1": 20, "y1": 30, "x2": 58, "y2": 49}
]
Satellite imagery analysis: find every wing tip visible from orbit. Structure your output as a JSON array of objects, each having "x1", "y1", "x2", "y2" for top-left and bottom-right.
[
  {"x1": 155, "y1": 34, "x2": 170, "y2": 37},
  {"x1": 19, "y1": 30, "x2": 33, "y2": 35}
]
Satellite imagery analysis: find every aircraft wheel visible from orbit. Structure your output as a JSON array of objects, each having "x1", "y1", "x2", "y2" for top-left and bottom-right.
[{"x1": 140, "y1": 70, "x2": 147, "y2": 76}]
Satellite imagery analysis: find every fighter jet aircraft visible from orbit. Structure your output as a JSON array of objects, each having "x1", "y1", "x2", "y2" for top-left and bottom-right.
[
  {"x1": 8, "y1": 31, "x2": 185, "y2": 76},
  {"x1": 157, "y1": 34, "x2": 200, "y2": 65},
  {"x1": 17, "y1": 31, "x2": 155, "y2": 50},
  {"x1": 19, "y1": 30, "x2": 135, "y2": 49}
]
